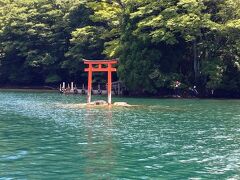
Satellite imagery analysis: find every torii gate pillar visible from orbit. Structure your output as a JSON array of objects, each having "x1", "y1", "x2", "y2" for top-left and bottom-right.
[{"x1": 84, "y1": 59, "x2": 117, "y2": 104}]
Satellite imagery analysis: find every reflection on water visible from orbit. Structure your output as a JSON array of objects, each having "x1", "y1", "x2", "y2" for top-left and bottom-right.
[
  {"x1": 83, "y1": 108, "x2": 114, "y2": 178},
  {"x1": 0, "y1": 91, "x2": 240, "y2": 179}
]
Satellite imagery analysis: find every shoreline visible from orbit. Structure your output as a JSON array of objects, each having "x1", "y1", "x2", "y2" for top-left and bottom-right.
[
  {"x1": 0, "y1": 88, "x2": 239, "y2": 99},
  {"x1": 0, "y1": 87, "x2": 58, "y2": 92}
]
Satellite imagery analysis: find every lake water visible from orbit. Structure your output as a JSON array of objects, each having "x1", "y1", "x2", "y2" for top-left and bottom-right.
[{"x1": 0, "y1": 90, "x2": 240, "y2": 179}]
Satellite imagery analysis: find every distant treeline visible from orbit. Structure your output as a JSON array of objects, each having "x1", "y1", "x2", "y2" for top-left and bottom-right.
[{"x1": 0, "y1": 0, "x2": 239, "y2": 97}]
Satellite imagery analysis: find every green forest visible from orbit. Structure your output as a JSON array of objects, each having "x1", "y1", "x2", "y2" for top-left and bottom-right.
[{"x1": 0, "y1": 0, "x2": 239, "y2": 97}]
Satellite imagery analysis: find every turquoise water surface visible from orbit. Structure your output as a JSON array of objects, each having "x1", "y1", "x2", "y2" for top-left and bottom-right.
[{"x1": 0, "y1": 91, "x2": 240, "y2": 179}]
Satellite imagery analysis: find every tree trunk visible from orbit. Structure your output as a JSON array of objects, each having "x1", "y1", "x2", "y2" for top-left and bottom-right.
[{"x1": 193, "y1": 40, "x2": 199, "y2": 82}]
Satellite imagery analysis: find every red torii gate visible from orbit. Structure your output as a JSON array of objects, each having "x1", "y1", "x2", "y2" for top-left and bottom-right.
[{"x1": 83, "y1": 59, "x2": 118, "y2": 104}]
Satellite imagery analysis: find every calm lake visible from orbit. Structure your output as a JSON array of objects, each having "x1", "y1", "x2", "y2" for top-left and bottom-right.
[{"x1": 0, "y1": 90, "x2": 240, "y2": 179}]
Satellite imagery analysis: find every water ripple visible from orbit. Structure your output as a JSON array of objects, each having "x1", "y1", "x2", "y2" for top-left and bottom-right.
[{"x1": 0, "y1": 91, "x2": 240, "y2": 179}]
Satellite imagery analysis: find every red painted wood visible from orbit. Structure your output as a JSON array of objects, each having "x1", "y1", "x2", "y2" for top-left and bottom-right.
[
  {"x1": 83, "y1": 59, "x2": 117, "y2": 65},
  {"x1": 83, "y1": 59, "x2": 117, "y2": 104},
  {"x1": 87, "y1": 64, "x2": 92, "y2": 103},
  {"x1": 108, "y1": 64, "x2": 112, "y2": 104},
  {"x1": 84, "y1": 68, "x2": 116, "y2": 72}
]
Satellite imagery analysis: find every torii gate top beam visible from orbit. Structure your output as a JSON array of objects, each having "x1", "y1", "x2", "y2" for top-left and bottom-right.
[{"x1": 83, "y1": 59, "x2": 118, "y2": 64}]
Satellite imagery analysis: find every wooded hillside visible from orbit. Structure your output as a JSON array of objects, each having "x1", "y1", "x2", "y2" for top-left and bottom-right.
[{"x1": 0, "y1": 0, "x2": 239, "y2": 97}]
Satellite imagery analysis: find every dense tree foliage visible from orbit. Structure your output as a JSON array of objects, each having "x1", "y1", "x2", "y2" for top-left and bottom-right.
[{"x1": 0, "y1": 0, "x2": 239, "y2": 97}]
